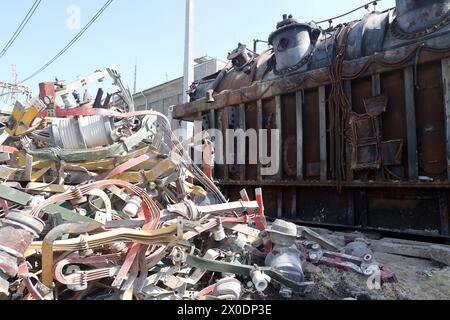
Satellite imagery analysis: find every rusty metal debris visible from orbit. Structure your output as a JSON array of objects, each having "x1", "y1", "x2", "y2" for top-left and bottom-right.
[
  {"x1": 174, "y1": 0, "x2": 450, "y2": 241},
  {"x1": 0, "y1": 66, "x2": 401, "y2": 301}
]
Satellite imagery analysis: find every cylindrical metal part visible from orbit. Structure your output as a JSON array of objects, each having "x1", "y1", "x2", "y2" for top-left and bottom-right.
[
  {"x1": 122, "y1": 196, "x2": 142, "y2": 218},
  {"x1": 213, "y1": 223, "x2": 226, "y2": 242},
  {"x1": 0, "y1": 211, "x2": 44, "y2": 298},
  {"x1": 265, "y1": 247, "x2": 305, "y2": 284},
  {"x1": 212, "y1": 277, "x2": 242, "y2": 300},
  {"x1": 251, "y1": 270, "x2": 269, "y2": 292},
  {"x1": 78, "y1": 115, "x2": 112, "y2": 148},
  {"x1": 0, "y1": 212, "x2": 44, "y2": 278},
  {"x1": 51, "y1": 115, "x2": 114, "y2": 149}
]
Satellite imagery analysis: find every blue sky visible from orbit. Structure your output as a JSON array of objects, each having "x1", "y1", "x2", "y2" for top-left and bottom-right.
[{"x1": 0, "y1": 0, "x2": 395, "y2": 102}]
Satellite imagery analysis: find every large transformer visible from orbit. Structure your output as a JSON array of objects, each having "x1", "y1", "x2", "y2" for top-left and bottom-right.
[{"x1": 173, "y1": 0, "x2": 450, "y2": 241}]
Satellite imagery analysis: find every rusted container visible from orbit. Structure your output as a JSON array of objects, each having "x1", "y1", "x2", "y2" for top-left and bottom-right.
[{"x1": 174, "y1": 0, "x2": 450, "y2": 240}]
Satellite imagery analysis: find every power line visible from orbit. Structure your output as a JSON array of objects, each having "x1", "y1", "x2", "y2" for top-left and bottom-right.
[
  {"x1": 315, "y1": 0, "x2": 384, "y2": 25},
  {"x1": 20, "y1": 0, "x2": 114, "y2": 84},
  {"x1": 0, "y1": 0, "x2": 42, "y2": 59}
]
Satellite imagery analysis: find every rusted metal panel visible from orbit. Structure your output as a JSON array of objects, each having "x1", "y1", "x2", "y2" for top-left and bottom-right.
[
  {"x1": 223, "y1": 107, "x2": 230, "y2": 181},
  {"x1": 363, "y1": 95, "x2": 387, "y2": 117},
  {"x1": 281, "y1": 93, "x2": 298, "y2": 178},
  {"x1": 173, "y1": 48, "x2": 450, "y2": 120},
  {"x1": 277, "y1": 189, "x2": 283, "y2": 218},
  {"x1": 441, "y1": 58, "x2": 450, "y2": 181},
  {"x1": 439, "y1": 190, "x2": 450, "y2": 236},
  {"x1": 351, "y1": 76, "x2": 373, "y2": 115},
  {"x1": 282, "y1": 187, "x2": 297, "y2": 220},
  {"x1": 319, "y1": 86, "x2": 327, "y2": 181},
  {"x1": 257, "y1": 100, "x2": 263, "y2": 182},
  {"x1": 347, "y1": 190, "x2": 355, "y2": 226},
  {"x1": 275, "y1": 96, "x2": 283, "y2": 179},
  {"x1": 245, "y1": 101, "x2": 258, "y2": 181},
  {"x1": 295, "y1": 187, "x2": 348, "y2": 225},
  {"x1": 344, "y1": 81, "x2": 353, "y2": 182},
  {"x1": 303, "y1": 89, "x2": 320, "y2": 179},
  {"x1": 218, "y1": 179, "x2": 450, "y2": 189},
  {"x1": 372, "y1": 74, "x2": 381, "y2": 96},
  {"x1": 171, "y1": 2, "x2": 450, "y2": 240},
  {"x1": 416, "y1": 62, "x2": 446, "y2": 179},
  {"x1": 381, "y1": 70, "x2": 408, "y2": 179},
  {"x1": 215, "y1": 109, "x2": 225, "y2": 180},
  {"x1": 404, "y1": 67, "x2": 419, "y2": 181},
  {"x1": 239, "y1": 104, "x2": 246, "y2": 181},
  {"x1": 367, "y1": 189, "x2": 441, "y2": 234},
  {"x1": 296, "y1": 91, "x2": 304, "y2": 180}
]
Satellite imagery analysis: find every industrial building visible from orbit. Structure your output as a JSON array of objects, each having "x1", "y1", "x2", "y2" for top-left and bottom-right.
[{"x1": 132, "y1": 57, "x2": 227, "y2": 123}]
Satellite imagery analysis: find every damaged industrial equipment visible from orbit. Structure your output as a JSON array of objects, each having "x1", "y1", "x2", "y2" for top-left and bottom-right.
[
  {"x1": 0, "y1": 64, "x2": 398, "y2": 300},
  {"x1": 2, "y1": 0, "x2": 450, "y2": 301}
]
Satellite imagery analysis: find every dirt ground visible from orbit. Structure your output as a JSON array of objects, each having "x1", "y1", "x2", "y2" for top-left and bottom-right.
[
  {"x1": 242, "y1": 252, "x2": 450, "y2": 301},
  {"x1": 302, "y1": 252, "x2": 450, "y2": 300}
]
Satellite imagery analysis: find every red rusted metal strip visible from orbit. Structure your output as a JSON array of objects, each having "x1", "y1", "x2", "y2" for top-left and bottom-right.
[
  {"x1": 96, "y1": 154, "x2": 151, "y2": 181},
  {"x1": 0, "y1": 146, "x2": 19, "y2": 154},
  {"x1": 240, "y1": 189, "x2": 256, "y2": 217}
]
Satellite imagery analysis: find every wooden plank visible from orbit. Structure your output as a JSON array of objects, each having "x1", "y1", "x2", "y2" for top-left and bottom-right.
[
  {"x1": 319, "y1": 86, "x2": 327, "y2": 181},
  {"x1": 404, "y1": 67, "x2": 419, "y2": 181},
  {"x1": 296, "y1": 91, "x2": 304, "y2": 180},
  {"x1": 257, "y1": 100, "x2": 263, "y2": 182},
  {"x1": 275, "y1": 95, "x2": 283, "y2": 179},
  {"x1": 344, "y1": 81, "x2": 353, "y2": 181},
  {"x1": 441, "y1": 58, "x2": 450, "y2": 181}
]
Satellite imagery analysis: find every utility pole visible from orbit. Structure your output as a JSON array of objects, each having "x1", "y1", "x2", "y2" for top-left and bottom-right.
[{"x1": 179, "y1": 0, "x2": 195, "y2": 141}]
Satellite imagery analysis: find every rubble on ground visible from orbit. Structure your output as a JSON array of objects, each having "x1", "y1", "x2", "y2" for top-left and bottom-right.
[{"x1": 0, "y1": 66, "x2": 448, "y2": 300}]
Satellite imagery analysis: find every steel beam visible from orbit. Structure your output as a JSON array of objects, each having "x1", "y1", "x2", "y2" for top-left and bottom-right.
[
  {"x1": 404, "y1": 67, "x2": 419, "y2": 181},
  {"x1": 441, "y1": 58, "x2": 450, "y2": 181},
  {"x1": 296, "y1": 91, "x2": 304, "y2": 180},
  {"x1": 319, "y1": 86, "x2": 327, "y2": 181},
  {"x1": 275, "y1": 95, "x2": 283, "y2": 179},
  {"x1": 344, "y1": 81, "x2": 353, "y2": 181},
  {"x1": 257, "y1": 99, "x2": 263, "y2": 182},
  {"x1": 239, "y1": 104, "x2": 247, "y2": 181}
]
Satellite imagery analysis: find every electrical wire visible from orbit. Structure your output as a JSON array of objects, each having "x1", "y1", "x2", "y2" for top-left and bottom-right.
[
  {"x1": 315, "y1": 0, "x2": 384, "y2": 25},
  {"x1": 0, "y1": 0, "x2": 42, "y2": 59},
  {"x1": 20, "y1": 0, "x2": 114, "y2": 84}
]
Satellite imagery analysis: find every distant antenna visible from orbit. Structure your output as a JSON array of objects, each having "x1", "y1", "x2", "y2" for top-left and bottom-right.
[{"x1": 11, "y1": 64, "x2": 18, "y2": 102}]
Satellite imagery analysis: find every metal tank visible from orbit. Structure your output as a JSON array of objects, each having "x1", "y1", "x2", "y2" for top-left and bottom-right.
[{"x1": 173, "y1": 0, "x2": 450, "y2": 241}]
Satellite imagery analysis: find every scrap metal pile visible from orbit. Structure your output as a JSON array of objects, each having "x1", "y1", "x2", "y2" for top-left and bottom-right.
[{"x1": 0, "y1": 66, "x2": 397, "y2": 300}]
